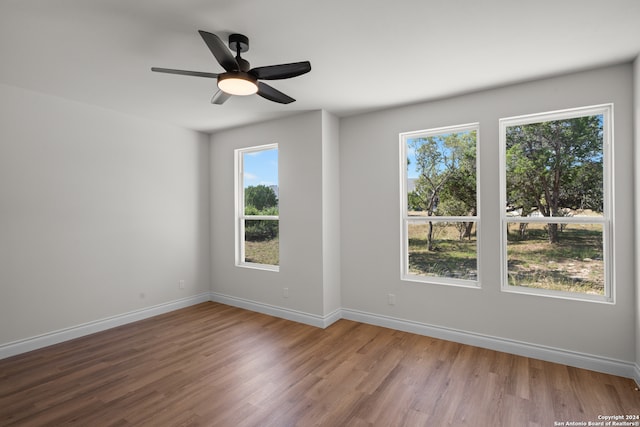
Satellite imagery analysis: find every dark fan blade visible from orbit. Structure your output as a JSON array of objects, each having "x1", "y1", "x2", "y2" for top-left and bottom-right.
[
  {"x1": 198, "y1": 30, "x2": 238, "y2": 72},
  {"x1": 249, "y1": 61, "x2": 311, "y2": 80},
  {"x1": 151, "y1": 67, "x2": 218, "y2": 78},
  {"x1": 211, "y1": 89, "x2": 232, "y2": 105},
  {"x1": 257, "y1": 82, "x2": 295, "y2": 104}
]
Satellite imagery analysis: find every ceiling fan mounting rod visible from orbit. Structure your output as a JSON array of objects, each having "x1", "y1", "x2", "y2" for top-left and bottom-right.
[{"x1": 229, "y1": 33, "x2": 249, "y2": 54}]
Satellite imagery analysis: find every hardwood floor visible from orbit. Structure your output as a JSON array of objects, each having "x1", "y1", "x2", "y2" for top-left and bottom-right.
[{"x1": 1, "y1": 302, "x2": 638, "y2": 426}]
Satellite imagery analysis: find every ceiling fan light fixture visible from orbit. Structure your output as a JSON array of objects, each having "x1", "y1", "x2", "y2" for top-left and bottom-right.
[
  {"x1": 152, "y1": 31, "x2": 310, "y2": 104},
  {"x1": 217, "y1": 72, "x2": 258, "y2": 96}
]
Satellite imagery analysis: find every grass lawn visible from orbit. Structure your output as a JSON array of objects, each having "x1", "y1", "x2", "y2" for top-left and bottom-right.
[
  {"x1": 408, "y1": 222, "x2": 477, "y2": 280},
  {"x1": 245, "y1": 237, "x2": 279, "y2": 266},
  {"x1": 506, "y1": 223, "x2": 604, "y2": 295},
  {"x1": 408, "y1": 221, "x2": 604, "y2": 295}
]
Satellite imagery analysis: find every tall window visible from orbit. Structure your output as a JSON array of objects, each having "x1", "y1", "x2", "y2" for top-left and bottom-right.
[
  {"x1": 235, "y1": 144, "x2": 279, "y2": 271},
  {"x1": 400, "y1": 123, "x2": 479, "y2": 286},
  {"x1": 499, "y1": 104, "x2": 612, "y2": 302}
]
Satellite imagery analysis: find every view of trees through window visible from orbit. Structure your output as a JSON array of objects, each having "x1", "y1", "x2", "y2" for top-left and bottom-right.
[
  {"x1": 238, "y1": 146, "x2": 279, "y2": 268},
  {"x1": 502, "y1": 106, "x2": 610, "y2": 297},
  {"x1": 403, "y1": 124, "x2": 478, "y2": 284}
]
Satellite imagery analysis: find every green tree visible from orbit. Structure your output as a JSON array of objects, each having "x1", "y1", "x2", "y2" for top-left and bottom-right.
[
  {"x1": 407, "y1": 190, "x2": 424, "y2": 212},
  {"x1": 244, "y1": 185, "x2": 278, "y2": 212},
  {"x1": 505, "y1": 116, "x2": 603, "y2": 243},
  {"x1": 440, "y1": 133, "x2": 477, "y2": 239},
  {"x1": 244, "y1": 219, "x2": 278, "y2": 241},
  {"x1": 244, "y1": 206, "x2": 279, "y2": 241},
  {"x1": 410, "y1": 131, "x2": 476, "y2": 250}
]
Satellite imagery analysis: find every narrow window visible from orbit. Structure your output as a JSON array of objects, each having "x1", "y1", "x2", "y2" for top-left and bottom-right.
[
  {"x1": 235, "y1": 144, "x2": 279, "y2": 271},
  {"x1": 499, "y1": 104, "x2": 612, "y2": 302},
  {"x1": 400, "y1": 123, "x2": 479, "y2": 287}
]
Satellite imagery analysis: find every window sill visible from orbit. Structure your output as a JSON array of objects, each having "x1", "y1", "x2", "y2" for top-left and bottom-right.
[
  {"x1": 236, "y1": 262, "x2": 279, "y2": 272},
  {"x1": 501, "y1": 285, "x2": 613, "y2": 304},
  {"x1": 401, "y1": 274, "x2": 480, "y2": 289}
]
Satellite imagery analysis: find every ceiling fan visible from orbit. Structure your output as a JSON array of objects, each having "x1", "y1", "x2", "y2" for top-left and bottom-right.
[{"x1": 151, "y1": 31, "x2": 311, "y2": 105}]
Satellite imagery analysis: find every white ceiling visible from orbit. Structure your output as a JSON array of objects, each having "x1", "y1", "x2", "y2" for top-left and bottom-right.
[{"x1": 1, "y1": 0, "x2": 639, "y2": 133}]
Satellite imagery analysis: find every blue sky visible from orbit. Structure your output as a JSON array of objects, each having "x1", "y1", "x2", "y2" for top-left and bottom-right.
[
  {"x1": 406, "y1": 136, "x2": 451, "y2": 179},
  {"x1": 406, "y1": 139, "x2": 419, "y2": 179},
  {"x1": 407, "y1": 131, "x2": 474, "y2": 179},
  {"x1": 243, "y1": 148, "x2": 278, "y2": 188}
]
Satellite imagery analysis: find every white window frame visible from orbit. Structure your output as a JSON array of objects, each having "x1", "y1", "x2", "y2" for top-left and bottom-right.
[
  {"x1": 499, "y1": 104, "x2": 613, "y2": 303},
  {"x1": 399, "y1": 123, "x2": 480, "y2": 288},
  {"x1": 234, "y1": 143, "x2": 279, "y2": 272}
]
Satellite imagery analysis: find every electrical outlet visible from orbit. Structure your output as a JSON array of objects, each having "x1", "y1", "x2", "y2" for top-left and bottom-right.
[
  {"x1": 283, "y1": 288, "x2": 289, "y2": 298},
  {"x1": 179, "y1": 280, "x2": 185, "y2": 289},
  {"x1": 388, "y1": 293, "x2": 396, "y2": 305}
]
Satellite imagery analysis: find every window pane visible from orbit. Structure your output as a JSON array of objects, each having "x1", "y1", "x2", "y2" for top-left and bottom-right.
[
  {"x1": 407, "y1": 130, "x2": 476, "y2": 217},
  {"x1": 243, "y1": 148, "x2": 279, "y2": 215},
  {"x1": 244, "y1": 219, "x2": 279, "y2": 266},
  {"x1": 408, "y1": 221, "x2": 477, "y2": 280},
  {"x1": 237, "y1": 144, "x2": 279, "y2": 270},
  {"x1": 506, "y1": 222, "x2": 604, "y2": 295},
  {"x1": 505, "y1": 115, "x2": 603, "y2": 219}
]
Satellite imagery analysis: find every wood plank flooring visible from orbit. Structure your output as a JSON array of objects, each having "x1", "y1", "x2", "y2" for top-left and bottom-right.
[{"x1": 1, "y1": 302, "x2": 638, "y2": 426}]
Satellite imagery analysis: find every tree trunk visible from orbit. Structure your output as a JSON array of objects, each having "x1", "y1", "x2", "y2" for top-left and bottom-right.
[
  {"x1": 463, "y1": 221, "x2": 474, "y2": 240},
  {"x1": 519, "y1": 222, "x2": 528, "y2": 239},
  {"x1": 427, "y1": 221, "x2": 434, "y2": 251},
  {"x1": 548, "y1": 223, "x2": 559, "y2": 243}
]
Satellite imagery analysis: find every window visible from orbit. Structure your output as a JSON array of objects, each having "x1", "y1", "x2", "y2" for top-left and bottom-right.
[
  {"x1": 400, "y1": 123, "x2": 479, "y2": 286},
  {"x1": 235, "y1": 144, "x2": 279, "y2": 271},
  {"x1": 499, "y1": 104, "x2": 612, "y2": 302}
]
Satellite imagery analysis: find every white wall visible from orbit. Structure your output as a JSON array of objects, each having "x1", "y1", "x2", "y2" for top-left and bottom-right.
[
  {"x1": 322, "y1": 111, "x2": 341, "y2": 316},
  {"x1": 210, "y1": 111, "x2": 325, "y2": 316},
  {"x1": 340, "y1": 64, "x2": 636, "y2": 363},
  {"x1": 0, "y1": 84, "x2": 210, "y2": 345},
  {"x1": 1, "y1": 60, "x2": 636, "y2": 377},
  {"x1": 209, "y1": 110, "x2": 341, "y2": 320}
]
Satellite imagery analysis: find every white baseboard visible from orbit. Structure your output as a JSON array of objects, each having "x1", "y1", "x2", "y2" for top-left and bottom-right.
[
  {"x1": 210, "y1": 292, "x2": 341, "y2": 328},
  {"x1": 341, "y1": 308, "x2": 639, "y2": 382},
  {"x1": 2, "y1": 293, "x2": 637, "y2": 386},
  {"x1": 0, "y1": 293, "x2": 210, "y2": 360}
]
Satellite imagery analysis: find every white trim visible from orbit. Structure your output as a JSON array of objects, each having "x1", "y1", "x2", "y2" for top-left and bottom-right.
[
  {"x1": 401, "y1": 122, "x2": 480, "y2": 139},
  {"x1": 239, "y1": 143, "x2": 279, "y2": 155},
  {"x1": 236, "y1": 262, "x2": 279, "y2": 272},
  {"x1": 500, "y1": 104, "x2": 614, "y2": 127},
  {"x1": 234, "y1": 144, "x2": 280, "y2": 272},
  {"x1": 0, "y1": 293, "x2": 210, "y2": 360},
  {"x1": 498, "y1": 103, "x2": 614, "y2": 303},
  {"x1": 502, "y1": 216, "x2": 606, "y2": 224},
  {"x1": 399, "y1": 123, "x2": 480, "y2": 287},
  {"x1": 240, "y1": 215, "x2": 279, "y2": 220},
  {"x1": 2, "y1": 294, "x2": 637, "y2": 385},
  {"x1": 210, "y1": 292, "x2": 341, "y2": 329},
  {"x1": 400, "y1": 273, "x2": 480, "y2": 289},
  {"x1": 322, "y1": 308, "x2": 343, "y2": 328},
  {"x1": 501, "y1": 281, "x2": 614, "y2": 304},
  {"x1": 341, "y1": 308, "x2": 638, "y2": 381},
  {"x1": 406, "y1": 216, "x2": 479, "y2": 222},
  {"x1": 234, "y1": 148, "x2": 242, "y2": 266}
]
